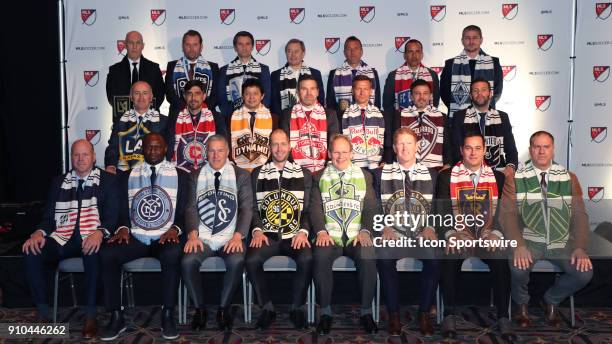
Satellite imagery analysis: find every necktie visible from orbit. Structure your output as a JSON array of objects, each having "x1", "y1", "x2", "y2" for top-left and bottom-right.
[
  {"x1": 131, "y1": 62, "x2": 139, "y2": 84},
  {"x1": 150, "y1": 166, "x2": 157, "y2": 187},
  {"x1": 74, "y1": 179, "x2": 85, "y2": 238},
  {"x1": 188, "y1": 63, "x2": 195, "y2": 80},
  {"x1": 479, "y1": 112, "x2": 487, "y2": 135},
  {"x1": 360, "y1": 108, "x2": 366, "y2": 134},
  {"x1": 470, "y1": 172, "x2": 477, "y2": 188},
  {"x1": 417, "y1": 111, "x2": 424, "y2": 125},
  {"x1": 540, "y1": 172, "x2": 548, "y2": 207},
  {"x1": 249, "y1": 111, "x2": 257, "y2": 129},
  {"x1": 338, "y1": 172, "x2": 349, "y2": 246},
  {"x1": 404, "y1": 170, "x2": 412, "y2": 212},
  {"x1": 214, "y1": 171, "x2": 221, "y2": 193}
]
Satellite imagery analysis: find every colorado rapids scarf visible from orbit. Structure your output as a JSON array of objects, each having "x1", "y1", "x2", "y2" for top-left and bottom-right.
[
  {"x1": 128, "y1": 160, "x2": 178, "y2": 245},
  {"x1": 116, "y1": 109, "x2": 162, "y2": 171},
  {"x1": 289, "y1": 102, "x2": 329, "y2": 172},
  {"x1": 319, "y1": 163, "x2": 367, "y2": 246},
  {"x1": 399, "y1": 105, "x2": 446, "y2": 168},
  {"x1": 172, "y1": 106, "x2": 216, "y2": 171},
  {"x1": 342, "y1": 104, "x2": 385, "y2": 169},
  {"x1": 230, "y1": 105, "x2": 273, "y2": 171},
  {"x1": 380, "y1": 162, "x2": 433, "y2": 237},
  {"x1": 514, "y1": 161, "x2": 572, "y2": 250},
  {"x1": 225, "y1": 56, "x2": 263, "y2": 111},
  {"x1": 449, "y1": 161, "x2": 498, "y2": 239},
  {"x1": 196, "y1": 162, "x2": 238, "y2": 250},
  {"x1": 279, "y1": 63, "x2": 312, "y2": 111},
  {"x1": 393, "y1": 63, "x2": 435, "y2": 110},
  {"x1": 172, "y1": 56, "x2": 214, "y2": 98},
  {"x1": 332, "y1": 60, "x2": 376, "y2": 112},
  {"x1": 50, "y1": 168, "x2": 102, "y2": 246},
  {"x1": 449, "y1": 50, "x2": 495, "y2": 116},
  {"x1": 462, "y1": 106, "x2": 507, "y2": 169},
  {"x1": 255, "y1": 161, "x2": 305, "y2": 239}
]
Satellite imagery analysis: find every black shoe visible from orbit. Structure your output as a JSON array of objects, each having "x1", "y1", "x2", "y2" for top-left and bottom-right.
[
  {"x1": 191, "y1": 308, "x2": 207, "y2": 331},
  {"x1": 317, "y1": 314, "x2": 332, "y2": 335},
  {"x1": 100, "y1": 310, "x2": 126, "y2": 341},
  {"x1": 360, "y1": 314, "x2": 378, "y2": 334},
  {"x1": 255, "y1": 309, "x2": 276, "y2": 330},
  {"x1": 442, "y1": 315, "x2": 457, "y2": 339},
  {"x1": 216, "y1": 307, "x2": 233, "y2": 331},
  {"x1": 289, "y1": 309, "x2": 306, "y2": 329},
  {"x1": 161, "y1": 308, "x2": 179, "y2": 340}
]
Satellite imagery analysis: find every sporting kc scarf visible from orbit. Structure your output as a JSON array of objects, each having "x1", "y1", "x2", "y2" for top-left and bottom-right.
[
  {"x1": 255, "y1": 161, "x2": 305, "y2": 239},
  {"x1": 128, "y1": 161, "x2": 178, "y2": 245},
  {"x1": 225, "y1": 56, "x2": 263, "y2": 111},
  {"x1": 172, "y1": 56, "x2": 214, "y2": 98},
  {"x1": 50, "y1": 168, "x2": 102, "y2": 246},
  {"x1": 279, "y1": 63, "x2": 312, "y2": 111},
  {"x1": 342, "y1": 104, "x2": 385, "y2": 169},
  {"x1": 462, "y1": 106, "x2": 507, "y2": 169},
  {"x1": 172, "y1": 106, "x2": 217, "y2": 171},
  {"x1": 514, "y1": 161, "x2": 572, "y2": 250},
  {"x1": 332, "y1": 60, "x2": 376, "y2": 112},
  {"x1": 289, "y1": 102, "x2": 329, "y2": 172},
  {"x1": 393, "y1": 63, "x2": 435, "y2": 110},
  {"x1": 230, "y1": 105, "x2": 273, "y2": 171},
  {"x1": 399, "y1": 105, "x2": 446, "y2": 168},
  {"x1": 116, "y1": 109, "x2": 163, "y2": 171},
  {"x1": 449, "y1": 50, "x2": 495, "y2": 116}
]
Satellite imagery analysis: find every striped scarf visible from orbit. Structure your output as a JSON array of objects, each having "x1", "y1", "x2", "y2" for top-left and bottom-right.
[
  {"x1": 116, "y1": 108, "x2": 163, "y2": 171},
  {"x1": 399, "y1": 105, "x2": 446, "y2": 168},
  {"x1": 393, "y1": 63, "x2": 435, "y2": 110},
  {"x1": 319, "y1": 163, "x2": 367, "y2": 246},
  {"x1": 279, "y1": 63, "x2": 312, "y2": 111},
  {"x1": 289, "y1": 102, "x2": 329, "y2": 172},
  {"x1": 230, "y1": 105, "x2": 273, "y2": 171},
  {"x1": 225, "y1": 56, "x2": 263, "y2": 111},
  {"x1": 255, "y1": 161, "x2": 305, "y2": 239},
  {"x1": 128, "y1": 161, "x2": 178, "y2": 245},
  {"x1": 50, "y1": 169, "x2": 101, "y2": 246},
  {"x1": 332, "y1": 60, "x2": 376, "y2": 112},
  {"x1": 380, "y1": 162, "x2": 433, "y2": 237},
  {"x1": 463, "y1": 106, "x2": 507, "y2": 169},
  {"x1": 172, "y1": 55, "x2": 214, "y2": 98},
  {"x1": 449, "y1": 50, "x2": 495, "y2": 116},
  {"x1": 514, "y1": 161, "x2": 572, "y2": 250},
  {"x1": 172, "y1": 106, "x2": 217, "y2": 171},
  {"x1": 342, "y1": 104, "x2": 385, "y2": 169}
]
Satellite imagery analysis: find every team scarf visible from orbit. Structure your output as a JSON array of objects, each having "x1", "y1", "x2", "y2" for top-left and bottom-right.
[
  {"x1": 225, "y1": 56, "x2": 263, "y2": 111},
  {"x1": 462, "y1": 106, "x2": 507, "y2": 169},
  {"x1": 332, "y1": 60, "x2": 376, "y2": 112},
  {"x1": 172, "y1": 105, "x2": 217, "y2": 171},
  {"x1": 278, "y1": 63, "x2": 312, "y2": 111},
  {"x1": 449, "y1": 49, "x2": 495, "y2": 116},
  {"x1": 341, "y1": 103, "x2": 385, "y2": 169},
  {"x1": 289, "y1": 102, "x2": 329, "y2": 172},
  {"x1": 195, "y1": 162, "x2": 238, "y2": 250},
  {"x1": 255, "y1": 161, "x2": 305, "y2": 239},
  {"x1": 380, "y1": 162, "x2": 434, "y2": 237},
  {"x1": 399, "y1": 105, "x2": 446, "y2": 168},
  {"x1": 116, "y1": 108, "x2": 163, "y2": 171},
  {"x1": 449, "y1": 161, "x2": 498, "y2": 240},
  {"x1": 393, "y1": 63, "x2": 435, "y2": 110},
  {"x1": 319, "y1": 163, "x2": 367, "y2": 246},
  {"x1": 50, "y1": 168, "x2": 102, "y2": 246},
  {"x1": 514, "y1": 161, "x2": 572, "y2": 250},
  {"x1": 172, "y1": 55, "x2": 214, "y2": 98},
  {"x1": 128, "y1": 160, "x2": 178, "y2": 245},
  {"x1": 230, "y1": 105, "x2": 273, "y2": 171}
]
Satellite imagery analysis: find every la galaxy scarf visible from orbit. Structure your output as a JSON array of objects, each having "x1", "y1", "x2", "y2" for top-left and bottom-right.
[
  {"x1": 172, "y1": 106, "x2": 217, "y2": 171},
  {"x1": 449, "y1": 50, "x2": 495, "y2": 116},
  {"x1": 393, "y1": 63, "x2": 435, "y2": 110},
  {"x1": 399, "y1": 105, "x2": 446, "y2": 168},
  {"x1": 462, "y1": 106, "x2": 507, "y2": 169},
  {"x1": 341, "y1": 104, "x2": 385, "y2": 169},
  {"x1": 332, "y1": 60, "x2": 376, "y2": 112},
  {"x1": 279, "y1": 63, "x2": 312, "y2": 111},
  {"x1": 289, "y1": 102, "x2": 329, "y2": 172},
  {"x1": 116, "y1": 109, "x2": 162, "y2": 171},
  {"x1": 172, "y1": 56, "x2": 214, "y2": 98},
  {"x1": 230, "y1": 105, "x2": 273, "y2": 171},
  {"x1": 225, "y1": 56, "x2": 263, "y2": 111}
]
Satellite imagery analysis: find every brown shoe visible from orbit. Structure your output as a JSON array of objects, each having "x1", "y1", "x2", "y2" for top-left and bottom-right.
[
  {"x1": 542, "y1": 301, "x2": 562, "y2": 327},
  {"x1": 514, "y1": 304, "x2": 530, "y2": 328},
  {"x1": 417, "y1": 312, "x2": 434, "y2": 336},
  {"x1": 82, "y1": 316, "x2": 97, "y2": 339},
  {"x1": 387, "y1": 312, "x2": 401, "y2": 336}
]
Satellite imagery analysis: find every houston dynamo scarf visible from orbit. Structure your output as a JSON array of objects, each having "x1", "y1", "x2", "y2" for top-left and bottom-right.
[
  {"x1": 342, "y1": 104, "x2": 385, "y2": 169},
  {"x1": 393, "y1": 64, "x2": 435, "y2": 110},
  {"x1": 116, "y1": 109, "x2": 163, "y2": 171},
  {"x1": 230, "y1": 105, "x2": 273, "y2": 171},
  {"x1": 225, "y1": 56, "x2": 263, "y2": 111},
  {"x1": 462, "y1": 106, "x2": 507, "y2": 169},
  {"x1": 255, "y1": 161, "x2": 305, "y2": 239},
  {"x1": 449, "y1": 50, "x2": 495, "y2": 115},
  {"x1": 51, "y1": 169, "x2": 102, "y2": 245},
  {"x1": 399, "y1": 105, "x2": 446, "y2": 168},
  {"x1": 279, "y1": 63, "x2": 312, "y2": 111},
  {"x1": 289, "y1": 102, "x2": 329, "y2": 172},
  {"x1": 514, "y1": 161, "x2": 572, "y2": 250},
  {"x1": 172, "y1": 56, "x2": 214, "y2": 98},
  {"x1": 332, "y1": 60, "x2": 376, "y2": 112},
  {"x1": 172, "y1": 106, "x2": 217, "y2": 171},
  {"x1": 128, "y1": 161, "x2": 178, "y2": 245}
]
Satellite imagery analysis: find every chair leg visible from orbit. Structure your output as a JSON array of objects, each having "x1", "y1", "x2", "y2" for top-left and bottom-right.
[
  {"x1": 248, "y1": 281, "x2": 253, "y2": 323},
  {"x1": 311, "y1": 281, "x2": 316, "y2": 324},
  {"x1": 490, "y1": 288, "x2": 494, "y2": 308},
  {"x1": 128, "y1": 273, "x2": 135, "y2": 308},
  {"x1": 120, "y1": 270, "x2": 124, "y2": 309},
  {"x1": 570, "y1": 295, "x2": 575, "y2": 327},
  {"x1": 177, "y1": 279, "x2": 183, "y2": 324},
  {"x1": 242, "y1": 272, "x2": 248, "y2": 324},
  {"x1": 436, "y1": 285, "x2": 441, "y2": 324},
  {"x1": 68, "y1": 273, "x2": 77, "y2": 308},
  {"x1": 183, "y1": 284, "x2": 188, "y2": 325},
  {"x1": 306, "y1": 283, "x2": 312, "y2": 324},
  {"x1": 375, "y1": 274, "x2": 380, "y2": 323},
  {"x1": 53, "y1": 269, "x2": 60, "y2": 323}
]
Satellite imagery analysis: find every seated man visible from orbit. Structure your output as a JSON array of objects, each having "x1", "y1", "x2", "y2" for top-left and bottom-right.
[
  {"x1": 311, "y1": 134, "x2": 378, "y2": 335},
  {"x1": 246, "y1": 129, "x2": 313, "y2": 330},
  {"x1": 100, "y1": 133, "x2": 191, "y2": 341},
  {"x1": 22, "y1": 139, "x2": 118, "y2": 338},
  {"x1": 182, "y1": 135, "x2": 253, "y2": 332}
]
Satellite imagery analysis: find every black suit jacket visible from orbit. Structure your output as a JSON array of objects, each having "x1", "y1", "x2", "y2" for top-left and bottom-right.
[{"x1": 164, "y1": 60, "x2": 220, "y2": 116}]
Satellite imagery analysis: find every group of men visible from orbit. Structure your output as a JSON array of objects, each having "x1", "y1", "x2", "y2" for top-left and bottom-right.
[{"x1": 20, "y1": 24, "x2": 594, "y2": 341}]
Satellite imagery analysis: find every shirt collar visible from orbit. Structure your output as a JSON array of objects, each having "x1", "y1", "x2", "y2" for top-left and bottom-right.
[{"x1": 128, "y1": 58, "x2": 141, "y2": 64}]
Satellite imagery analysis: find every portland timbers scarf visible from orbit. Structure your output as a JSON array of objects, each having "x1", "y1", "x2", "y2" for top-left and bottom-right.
[
  {"x1": 514, "y1": 161, "x2": 572, "y2": 250},
  {"x1": 255, "y1": 161, "x2": 305, "y2": 239},
  {"x1": 341, "y1": 103, "x2": 385, "y2": 169},
  {"x1": 279, "y1": 63, "x2": 312, "y2": 111},
  {"x1": 289, "y1": 102, "x2": 329, "y2": 172},
  {"x1": 225, "y1": 56, "x2": 263, "y2": 111},
  {"x1": 230, "y1": 105, "x2": 273, "y2": 171},
  {"x1": 319, "y1": 163, "x2": 366, "y2": 246},
  {"x1": 116, "y1": 109, "x2": 162, "y2": 171},
  {"x1": 332, "y1": 60, "x2": 376, "y2": 112},
  {"x1": 393, "y1": 63, "x2": 435, "y2": 110},
  {"x1": 172, "y1": 106, "x2": 216, "y2": 171},
  {"x1": 449, "y1": 49, "x2": 495, "y2": 116},
  {"x1": 462, "y1": 106, "x2": 507, "y2": 169},
  {"x1": 172, "y1": 56, "x2": 214, "y2": 98},
  {"x1": 399, "y1": 105, "x2": 446, "y2": 168}
]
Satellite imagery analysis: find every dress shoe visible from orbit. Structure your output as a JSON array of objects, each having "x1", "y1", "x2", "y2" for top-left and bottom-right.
[
  {"x1": 191, "y1": 308, "x2": 207, "y2": 331},
  {"x1": 387, "y1": 312, "x2": 401, "y2": 336},
  {"x1": 498, "y1": 317, "x2": 516, "y2": 341},
  {"x1": 441, "y1": 315, "x2": 457, "y2": 339},
  {"x1": 417, "y1": 312, "x2": 434, "y2": 336},
  {"x1": 255, "y1": 309, "x2": 276, "y2": 330},
  {"x1": 289, "y1": 309, "x2": 306, "y2": 329},
  {"x1": 541, "y1": 301, "x2": 562, "y2": 327},
  {"x1": 81, "y1": 316, "x2": 97, "y2": 339},
  {"x1": 100, "y1": 310, "x2": 126, "y2": 341},
  {"x1": 360, "y1": 314, "x2": 378, "y2": 334},
  {"x1": 161, "y1": 308, "x2": 179, "y2": 340},
  {"x1": 216, "y1": 307, "x2": 234, "y2": 331},
  {"x1": 317, "y1": 314, "x2": 333, "y2": 335},
  {"x1": 514, "y1": 304, "x2": 531, "y2": 328}
]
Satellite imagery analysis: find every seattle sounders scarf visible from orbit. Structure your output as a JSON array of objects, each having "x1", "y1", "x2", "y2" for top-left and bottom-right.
[
  {"x1": 319, "y1": 163, "x2": 367, "y2": 246},
  {"x1": 279, "y1": 63, "x2": 312, "y2": 111},
  {"x1": 196, "y1": 162, "x2": 238, "y2": 250},
  {"x1": 128, "y1": 161, "x2": 178, "y2": 245},
  {"x1": 342, "y1": 104, "x2": 385, "y2": 169},
  {"x1": 116, "y1": 109, "x2": 162, "y2": 171},
  {"x1": 172, "y1": 106, "x2": 217, "y2": 171},
  {"x1": 332, "y1": 60, "x2": 376, "y2": 112},
  {"x1": 172, "y1": 56, "x2": 214, "y2": 98},
  {"x1": 462, "y1": 106, "x2": 507, "y2": 169},
  {"x1": 50, "y1": 169, "x2": 101, "y2": 246},
  {"x1": 514, "y1": 161, "x2": 572, "y2": 250},
  {"x1": 225, "y1": 56, "x2": 263, "y2": 111},
  {"x1": 449, "y1": 50, "x2": 495, "y2": 116},
  {"x1": 399, "y1": 105, "x2": 446, "y2": 168},
  {"x1": 230, "y1": 105, "x2": 273, "y2": 171},
  {"x1": 380, "y1": 162, "x2": 433, "y2": 237},
  {"x1": 393, "y1": 63, "x2": 435, "y2": 110},
  {"x1": 255, "y1": 161, "x2": 305, "y2": 239},
  {"x1": 289, "y1": 102, "x2": 329, "y2": 172}
]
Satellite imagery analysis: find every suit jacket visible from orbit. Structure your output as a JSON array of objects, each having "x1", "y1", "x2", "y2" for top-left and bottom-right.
[
  {"x1": 382, "y1": 67, "x2": 440, "y2": 112},
  {"x1": 279, "y1": 106, "x2": 339, "y2": 146},
  {"x1": 270, "y1": 67, "x2": 325, "y2": 115},
  {"x1": 164, "y1": 59, "x2": 220, "y2": 116},
  {"x1": 325, "y1": 67, "x2": 382, "y2": 118},
  {"x1": 217, "y1": 62, "x2": 272, "y2": 120}
]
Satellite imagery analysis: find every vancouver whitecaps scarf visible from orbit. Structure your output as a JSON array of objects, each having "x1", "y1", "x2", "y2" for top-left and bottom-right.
[
  {"x1": 393, "y1": 63, "x2": 435, "y2": 110},
  {"x1": 514, "y1": 161, "x2": 572, "y2": 250},
  {"x1": 449, "y1": 50, "x2": 495, "y2": 116},
  {"x1": 399, "y1": 105, "x2": 446, "y2": 168},
  {"x1": 332, "y1": 60, "x2": 376, "y2": 112},
  {"x1": 279, "y1": 63, "x2": 312, "y2": 111},
  {"x1": 128, "y1": 161, "x2": 178, "y2": 245},
  {"x1": 225, "y1": 56, "x2": 263, "y2": 111},
  {"x1": 50, "y1": 169, "x2": 102, "y2": 246},
  {"x1": 172, "y1": 106, "x2": 217, "y2": 171},
  {"x1": 289, "y1": 102, "x2": 329, "y2": 172},
  {"x1": 342, "y1": 104, "x2": 385, "y2": 169},
  {"x1": 255, "y1": 161, "x2": 305, "y2": 239},
  {"x1": 172, "y1": 56, "x2": 214, "y2": 98},
  {"x1": 462, "y1": 106, "x2": 507, "y2": 169},
  {"x1": 230, "y1": 105, "x2": 273, "y2": 171},
  {"x1": 116, "y1": 109, "x2": 163, "y2": 171}
]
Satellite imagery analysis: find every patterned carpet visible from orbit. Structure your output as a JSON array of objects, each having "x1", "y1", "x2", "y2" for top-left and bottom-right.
[{"x1": 1, "y1": 305, "x2": 612, "y2": 343}]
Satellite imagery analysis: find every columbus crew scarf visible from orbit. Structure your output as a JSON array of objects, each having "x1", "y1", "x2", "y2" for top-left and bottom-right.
[
  {"x1": 230, "y1": 105, "x2": 273, "y2": 171},
  {"x1": 341, "y1": 104, "x2": 385, "y2": 169},
  {"x1": 449, "y1": 50, "x2": 495, "y2": 116},
  {"x1": 289, "y1": 102, "x2": 329, "y2": 172},
  {"x1": 50, "y1": 168, "x2": 102, "y2": 246},
  {"x1": 279, "y1": 63, "x2": 312, "y2": 112},
  {"x1": 462, "y1": 106, "x2": 507, "y2": 169},
  {"x1": 172, "y1": 106, "x2": 217, "y2": 171},
  {"x1": 172, "y1": 56, "x2": 214, "y2": 98},
  {"x1": 116, "y1": 109, "x2": 163, "y2": 171},
  {"x1": 225, "y1": 56, "x2": 263, "y2": 111},
  {"x1": 332, "y1": 60, "x2": 376, "y2": 112},
  {"x1": 393, "y1": 63, "x2": 435, "y2": 110},
  {"x1": 399, "y1": 105, "x2": 446, "y2": 168}
]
